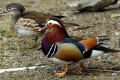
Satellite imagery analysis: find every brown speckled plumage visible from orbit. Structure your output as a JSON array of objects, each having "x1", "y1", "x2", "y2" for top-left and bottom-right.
[{"x1": 0, "y1": 3, "x2": 78, "y2": 47}]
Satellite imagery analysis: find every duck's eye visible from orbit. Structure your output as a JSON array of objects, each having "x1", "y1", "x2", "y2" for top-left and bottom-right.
[
  {"x1": 49, "y1": 23, "x2": 52, "y2": 25},
  {"x1": 8, "y1": 7, "x2": 11, "y2": 10}
]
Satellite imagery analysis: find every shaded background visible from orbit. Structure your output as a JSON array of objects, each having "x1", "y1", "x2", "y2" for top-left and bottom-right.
[{"x1": 0, "y1": 0, "x2": 120, "y2": 80}]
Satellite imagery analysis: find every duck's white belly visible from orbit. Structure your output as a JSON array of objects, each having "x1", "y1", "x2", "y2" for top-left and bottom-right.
[
  {"x1": 17, "y1": 28, "x2": 39, "y2": 37},
  {"x1": 49, "y1": 57, "x2": 73, "y2": 64}
]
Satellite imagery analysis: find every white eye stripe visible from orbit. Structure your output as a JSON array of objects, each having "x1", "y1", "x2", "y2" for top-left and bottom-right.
[
  {"x1": 48, "y1": 20, "x2": 62, "y2": 27},
  {"x1": 4, "y1": 7, "x2": 17, "y2": 12},
  {"x1": 7, "y1": 7, "x2": 17, "y2": 10},
  {"x1": 11, "y1": 8, "x2": 17, "y2": 9},
  {"x1": 4, "y1": 8, "x2": 7, "y2": 12}
]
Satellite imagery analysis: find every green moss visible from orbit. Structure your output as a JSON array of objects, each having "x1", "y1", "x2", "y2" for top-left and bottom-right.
[{"x1": 0, "y1": 51, "x2": 4, "y2": 54}]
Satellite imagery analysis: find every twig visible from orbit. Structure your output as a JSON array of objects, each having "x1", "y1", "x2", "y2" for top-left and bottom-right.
[
  {"x1": 72, "y1": 25, "x2": 95, "y2": 31},
  {"x1": 0, "y1": 66, "x2": 36, "y2": 73},
  {"x1": 83, "y1": 69, "x2": 120, "y2": 73}
]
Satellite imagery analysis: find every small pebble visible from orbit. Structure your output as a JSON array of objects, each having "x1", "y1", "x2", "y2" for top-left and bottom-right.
[
  {"x1": 111, "y1": 73, "x2": 117, "y2": 76},
  {"x1": 58, "y1": 76, "x2": 63, "y2": 79},
  {"x1": 39, "y1": 9, "x2": 43, "y2": 13},
  {"x1": 7, "y1": 35, "x2": 12, "y2": 38},
  {"x1": 46, "y1": 67, "x2": 51, "y2": 70},
  {"x1": 62, "y1": 1, "x2": 67, "y2": 4},
  {"x1": 28, "y1": 62, "x2": 32, "y2": 66},
  {"x1": 41, "y1": 66, "x2": 45, "y2": 68},
  {"x1": 35, "y1": 63, "x2": 41, "y2": 66},
  {"x1": 115, "y1": 32, "x2": 119, "y2": 36},
  {"x1": 0, "y1": 38, "x2": 2, "y2": 40},
  {"x1": 7, "y1": 47, "x2": 14, "y2": 50},
  {"x1": 97, "y1": 56, "x2": 101, "y2": 59},
  {"x1": 54, "y1": 70, "x2": 57, "y2": 73},
  {"x1": 4, "y1": 53, "x2": 8, "y2": 57},
  {"x1": 105, "y1": 53, "x2": 113, "y2": 57},
  {"x1": 0, "y1": 30, "x2": 6, "y2": 33}
]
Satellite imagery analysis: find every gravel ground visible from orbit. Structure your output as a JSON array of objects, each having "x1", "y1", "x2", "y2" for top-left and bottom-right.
[{"x1": 0, "y1": 0, "x2": 120, "y2": 80}]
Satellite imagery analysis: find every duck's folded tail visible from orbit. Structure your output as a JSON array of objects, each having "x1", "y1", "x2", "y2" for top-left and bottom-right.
[
  {"x1": 63, "y1": 22, "x2": 79, "y2": 27},
  {"x1": 53, "y1": 15, "x2": 66, "y2": 19},
  {"x1": 94, "y1": 45, "x2": 120, "y2": 53},
  {"x1": 87, "y1": 45, "x2": 120, "y2": 58},
  {"x1": 52, "y1": 15, "x2": 79, "y2": 26},
  {"x1": 97, "y1": 38, "x2": 110, "y2": 44}
]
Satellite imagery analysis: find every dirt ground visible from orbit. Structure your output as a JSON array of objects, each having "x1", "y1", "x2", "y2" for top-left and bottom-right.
[{"x1": 0, "y1": 0, "x2": 120, "y2": 80}]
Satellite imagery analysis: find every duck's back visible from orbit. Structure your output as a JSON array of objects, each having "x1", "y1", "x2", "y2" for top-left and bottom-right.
[{"x1": 22, "y1": 12, "x2": 57, "y2": 27}]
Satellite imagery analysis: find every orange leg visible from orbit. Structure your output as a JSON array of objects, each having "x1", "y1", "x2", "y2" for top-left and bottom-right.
[
  {"x1": 72, "y1": 63, "x2": 84, "y2": 72},
  {"x1": 55, "y1": 65, "x2": 69, "y2": 76}
]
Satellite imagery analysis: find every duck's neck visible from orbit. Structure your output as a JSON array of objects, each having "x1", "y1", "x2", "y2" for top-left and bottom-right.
[
  {"x1": 9, "y1": 12, "x2": 23, "y2": 31},
  {"x1": 42, "y1": 26, "x2": 67, "y2": 55}
]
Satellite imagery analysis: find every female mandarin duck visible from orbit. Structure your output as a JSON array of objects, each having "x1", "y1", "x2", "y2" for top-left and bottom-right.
[
  {"x1": 39, "y1": 19, "x2": 120, "y2": 76},
  {"x1": 0, "y1": 3, "x2": 78, "y2": 48}
]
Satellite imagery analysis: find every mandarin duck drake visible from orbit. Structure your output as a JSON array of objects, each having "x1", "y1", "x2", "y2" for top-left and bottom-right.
[
  {"x1": 0, "y1": 3, "x2": 78, "y2": 48},
  {"x1": 39, "y1": 19, "x2": 120, "y2": 76}
]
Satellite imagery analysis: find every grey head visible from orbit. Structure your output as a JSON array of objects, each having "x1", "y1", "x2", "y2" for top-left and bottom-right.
[
  {"x1": 0, "y1": 3, "x2": 25, "y2": 16},
  {"x1": 0, "y1": 3, "x2": 25, "y2": 31}
]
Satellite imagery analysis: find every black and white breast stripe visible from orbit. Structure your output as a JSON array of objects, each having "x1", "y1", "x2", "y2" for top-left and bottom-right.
[{"x1": 46, "y1": 44, "x2": 57, "y2": 58}]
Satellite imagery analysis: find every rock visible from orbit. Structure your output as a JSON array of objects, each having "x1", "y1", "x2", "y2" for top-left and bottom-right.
[
  {"x1": 46, "y1": 67, "x2": 52, "y2": 70},
  {"x1": 0, "y1": 30, "x2": 6, "y2": 33},
  {"x1": 35, "y1": 63, "x2": 41, "y2": 66},
  {"x1": 4, "y1": 53, "x2": 8, "y2": 57},
  {"x1": 105, "y1": 52, "x2": 113, "y2": 57},
  {"x1": 111, "y1": 14, "x2": 120, "y2": 18},
  {"x1": 7, "y1": 47, "x2": 14, "y2": 50},
  {"x1": 67, "y1": 0, "x2": 118, "y2": 11},
  {"x1": 41, "y1": 66, "x2": 46, "y2": 68},
  {"x1": 39, "y1": 9, "x2": 43, "y2": 13},
  {"x1": 63, "y1": 1, "x2": 67, "y2": 4},
  {"x1": 111, "y1": 73, "x2": 118, "y2": 76},
  {"x1": 0, "y1": 38, "x2": 2, "y2": 40}
]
